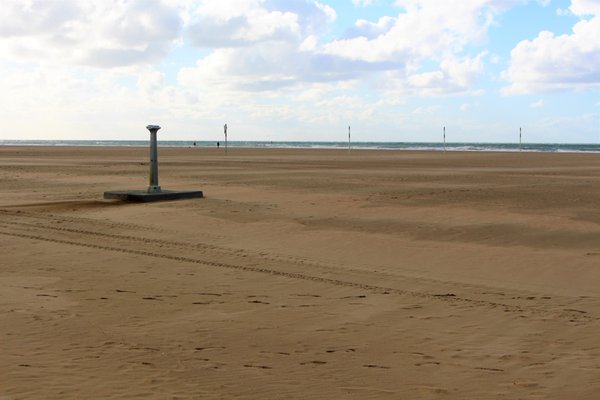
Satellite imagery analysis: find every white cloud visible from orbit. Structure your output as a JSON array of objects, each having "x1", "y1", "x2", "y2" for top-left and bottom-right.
[
  {"x1": 181, "y1": 0, "x2": 514, "y2": 98},
  {"x1": 503, "y1": 0, "x2": 600, "y2": 94},
  {"x1": 380, "y1": 52, "x2": 488, "y2": 95},
  {"x1": 187, "y1": 7, "x2": 301, "y2": 47},
  {"x1": 0, "y1": 0, "x2": 186, "y2": 67},
  {"x1": 3, "y1": 0, "x2": 574, "y2": 142},
  {"x1": 460, "y1": 102, "x2": 479, "y2": 112},
  {"x1": 186, "y1": 0, "x2": 335, "y2": 47},
  {"x1": 299, "y1": 35, "x2": 319, "y2": 52},
  {"x1": 353, "y1": 0, "x2": 375, "y2": 6},
  {"x1": 490, "y1": 53, "x2": 501, "y2": 63},
  {"x1": 181, "y1": 1, "x2": 387, "y2": 96},
  {"x1": 180, "y1": 0, "x2": 350, "y2": 91},
  {"x1": 137, "y1": 70, "x2": 165, "y2": 94},
  {"x1": 348, "y1": 16, "x2": 397, "y2": 41},
  {"x1": 569, "y1": 0, "x2": 600, "y2": 16},
  {"x1": 316, "y1": 0, "x2": 520, "y2": 95},
  {"x1": 412, "y1": 105, "x2": 440, "y2": 114},
  {"x1": 531, "y1": 113, "x2": 600, "y2": 143},
  {"x1": 323, "y1": 1, "x2": 495, "y2": 63},
  {"x1": 530, "y1": 99, "x2": 545, "y2": 108}
]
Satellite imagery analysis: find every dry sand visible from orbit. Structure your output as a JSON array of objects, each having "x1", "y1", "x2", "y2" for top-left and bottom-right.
[{"x1": 1, "y1": 146, "x2": 599, "y2": 399}]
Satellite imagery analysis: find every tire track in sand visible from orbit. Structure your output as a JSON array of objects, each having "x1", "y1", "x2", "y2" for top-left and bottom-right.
[{"x1": 0, "y1": 218, "x2": 594, "y2": 323}]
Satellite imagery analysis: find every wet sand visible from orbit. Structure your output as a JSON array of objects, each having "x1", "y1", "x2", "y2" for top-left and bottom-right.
[{"x1": 1, "y1": 146, "x2": 600, "y2": 399}]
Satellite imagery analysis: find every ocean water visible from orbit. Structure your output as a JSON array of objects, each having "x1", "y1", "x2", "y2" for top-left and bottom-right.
[{"x1": 1, "y1": 140, "x2": 599, "y2": 153}]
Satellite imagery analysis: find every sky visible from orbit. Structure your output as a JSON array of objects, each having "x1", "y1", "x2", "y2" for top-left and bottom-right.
[{"x1": 0, "y1": 0, "x2": 599, "y2": 143}]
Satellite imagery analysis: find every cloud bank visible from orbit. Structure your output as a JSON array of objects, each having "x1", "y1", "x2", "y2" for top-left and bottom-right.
[
  {"x1": 0, "y1": 0, "x2": 186, "y2": 67},
  {"x1": 502, "y1": 0, "x2": 600, "y2": 94},
  {"x1": 0, "y1": 0, "x2": 597, "y2": 141},
  {"x1": 6, "y1": 0, "x2": 592, "y2": 96}
]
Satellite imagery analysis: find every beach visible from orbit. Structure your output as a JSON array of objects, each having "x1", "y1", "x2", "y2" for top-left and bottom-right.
[{"x1": 1, "y1": 145, "x2": 600, "y2": 399}]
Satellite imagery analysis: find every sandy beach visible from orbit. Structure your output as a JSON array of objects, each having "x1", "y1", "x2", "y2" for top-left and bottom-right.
[{"x1": 1, "y1": 145, "x2": 600, "y2": 399}]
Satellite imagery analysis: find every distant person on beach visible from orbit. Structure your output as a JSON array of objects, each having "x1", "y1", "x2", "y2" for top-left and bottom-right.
[{"x1": 217, "y1": 142, "x2": 220, "y2": 148}]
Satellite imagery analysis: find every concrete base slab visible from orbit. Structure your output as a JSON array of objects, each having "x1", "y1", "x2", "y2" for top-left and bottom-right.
[{"x1": 104, "y1": 190, "x2": 203, "y2": 202}]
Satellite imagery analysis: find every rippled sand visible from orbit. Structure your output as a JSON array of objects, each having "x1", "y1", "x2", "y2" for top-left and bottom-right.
[{"x1": 1, "y1": 146, "x2": 600, "y2": 399}]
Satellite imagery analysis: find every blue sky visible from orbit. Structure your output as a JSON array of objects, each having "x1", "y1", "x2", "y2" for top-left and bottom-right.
[{"x1": 0, "y1": 0, "x2": 598, "y2": 143}]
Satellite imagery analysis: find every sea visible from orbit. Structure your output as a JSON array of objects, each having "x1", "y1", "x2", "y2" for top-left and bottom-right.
[{"x1": 1, "y1": 140, "x2": 599, "y2": 153}]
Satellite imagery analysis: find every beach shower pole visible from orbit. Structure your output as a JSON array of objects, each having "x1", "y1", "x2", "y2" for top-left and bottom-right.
[{"x1": 146, "y1": 125, "x2": 161, "y2": 193}]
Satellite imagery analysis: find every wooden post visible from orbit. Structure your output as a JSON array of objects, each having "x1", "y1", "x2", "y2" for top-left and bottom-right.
[
  {"x1": 348, "y1": 125, "x2": 351, "y2": 154},
  {"x1": 224, "y1": 123, "x2": 228, "y2": 155},
  {"x1": 443, "y1": 126, "x2": 446, "y2": 153}
]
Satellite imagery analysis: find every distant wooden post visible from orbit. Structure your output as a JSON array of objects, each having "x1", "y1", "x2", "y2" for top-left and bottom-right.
[
  {"x1": 519, "y1": 127, "x2": 522, "y2": 152},
  {"x1": 224, "y1": 123, "x2": 228, "y2": 155},
  {"x1": 348, "y1": 125, "x2": 351, "y2": 154},
  {"x1": 443, "y1": 126, "x2": 446, "y2": 153}
]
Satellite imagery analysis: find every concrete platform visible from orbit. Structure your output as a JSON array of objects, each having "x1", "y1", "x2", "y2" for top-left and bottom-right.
[{"x1": 104, "y1": 190, "x2": 203, "y2": 202}]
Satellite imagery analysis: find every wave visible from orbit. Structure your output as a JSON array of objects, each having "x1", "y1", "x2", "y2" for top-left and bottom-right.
[{"x1": 1, "y1": 140, "x2": 599, "y2": 153}]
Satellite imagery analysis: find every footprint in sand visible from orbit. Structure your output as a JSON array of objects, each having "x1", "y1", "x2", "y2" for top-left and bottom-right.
[
  {"x1": 363, "y1": 364, "x2": 391, "y2": 369},
  {"x1": 260, "y1": 350, "x2": 291, "y2": 356},
  {"x1": 195, "y1": 346, "x2": 226, "y2": 351},
  {"x1": 341, "y1": 295, "x2": 367, "y2": 299},
  {"x1": 415, "y1": 361, "x2": 441, "y2": 366},
  {"x1": 248, "y1": 300, "x2": 270, "y2": 304},
  {"x1": 300, "y1": 360, "x2": 327, "y2": 365},
  {"x1": 326, "y1": 348, "x2": 356, "y2": 354},
  {"x1": 243, "y1": 364, "x2": 272, "y2": 369},
  {"x1": 475, "y1": 367, "x2": 504, "y2": 372}
]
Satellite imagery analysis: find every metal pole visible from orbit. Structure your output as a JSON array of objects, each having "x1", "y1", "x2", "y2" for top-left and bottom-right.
[
  {"x1": 224, "y1": 123, "x2": 228, "y2": 155},
  {"x1": 146, "y1": 125, "x2": 161, "y2": 193},
  {"x1": 443, "y1": 126, "x2": 446, "y2": 153}
]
